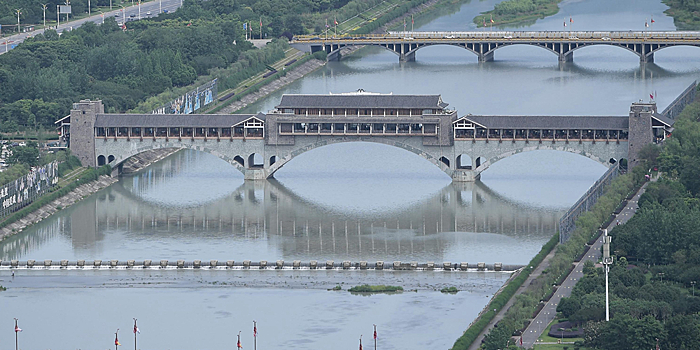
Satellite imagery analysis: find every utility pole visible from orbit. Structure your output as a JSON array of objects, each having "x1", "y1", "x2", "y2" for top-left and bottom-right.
[
  {"x1": 110, "y1": 0, "x2": 112, "y2": 10},
  {"x1": 57, "y1": 5, "x2": 60, "y2": 28},
  {"x1": 602, "y1": 229, "x2": 612, "y2": 322},
  {"x1": 159, "y1": 0, "x2": 162, "y2": 14},
  {"x1": 41, "y1": 4, "x2": 48, "y2": 28},
  {"x1": 692, "y1": 281, "x2": 696, "y2": 296},
  {"x1": 88, "y1": 0, "x2": 91, "y2": 16},
  {"x1": 15, "y1": 9, "x2": 21, "y2": 33},
  {"x1": 138, "y1": 0, "x2": 141, "y2": 20}
]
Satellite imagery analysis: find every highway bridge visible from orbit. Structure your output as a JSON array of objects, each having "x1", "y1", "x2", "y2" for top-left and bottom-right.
[{"x1": 290, "y1": 31, "x2": 700, "y2": 63}]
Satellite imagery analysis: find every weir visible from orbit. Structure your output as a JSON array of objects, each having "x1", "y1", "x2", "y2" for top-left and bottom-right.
[{"x1": 0, "y1": 260, "x2": 522, "y2": 271}]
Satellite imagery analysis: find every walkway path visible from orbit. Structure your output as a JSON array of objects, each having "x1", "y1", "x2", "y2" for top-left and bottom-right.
[{"x1": 520, "y1": 179, "x2": 651, "y2": 348}]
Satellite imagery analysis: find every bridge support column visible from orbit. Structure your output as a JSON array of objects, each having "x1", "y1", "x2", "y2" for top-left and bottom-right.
[
  {"x1": 641, "y1": 53, "x2": 654, "y2": 64},
  {"x1": 244, "y1": 168, "x2": 268, "y2": 181},
  {"x1": 559, "y1": 52, "x2": 573, "y2": 63},
  {"x1": 478, "y1": 52, "x2": 494, "y2": 63},
  {"x1": 327, "y1": 50, "x2": 341, "y2": 61},
  {"x1": 400, "y1": 52, "x2": 415, "y2": 62},
  {"x1": 452, "y1": 170, "x2": 480, "y2": 182}
]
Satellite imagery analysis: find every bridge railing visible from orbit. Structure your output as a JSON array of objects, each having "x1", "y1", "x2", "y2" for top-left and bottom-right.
[
  {"x1": 661, "y1": 80, "x2": 697, "y2": 120},
  {"x1": 558, "y1": 163, "x2": 620, "y2": 243},
  {"x1": 294, "y1": 31, "x2": 700, "y2": 41}
]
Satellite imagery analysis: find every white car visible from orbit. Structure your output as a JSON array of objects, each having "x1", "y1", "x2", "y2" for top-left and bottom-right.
[
  {"x1": 503, "y1": 35, "x2": 513, "y2": 39},
  {"x1": 569, "y1": 36, "x2": 579, "y2": 40},
  {"x1": 146, "y1": 11, "x2": 151, "y2": 15},
  {"x1": 443, "y1": 35, "x2": 455, "y2": 39},
  {"x1": 601, "y1": 37, "x2": 611, "y2": 41}
]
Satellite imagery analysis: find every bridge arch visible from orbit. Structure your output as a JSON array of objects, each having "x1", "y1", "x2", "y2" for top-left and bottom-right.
[
  {"x1": 472, "y1": 145, "x2": 620, "y2": 176},
  {"x1": 267, "y1": 138, "x2": 452, "y2": 179}
]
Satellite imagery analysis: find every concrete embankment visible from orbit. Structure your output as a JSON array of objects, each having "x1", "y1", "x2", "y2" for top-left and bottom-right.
[
  {"x1": 0, "y1": 175, "x2": 117, "y2": 240},
  {"x1": 121, "y1": 148, "x2": 182, "y2": 174}
]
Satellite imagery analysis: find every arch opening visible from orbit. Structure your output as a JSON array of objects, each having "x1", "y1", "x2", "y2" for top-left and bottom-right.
[
  {"x1": 439, "y1": 156, "x2": 450, "y2": 168},
  {"x1": 234, "y1": 155, "x2": 245, "y2": 167},
  {"x1": 97, "y1": 155, "x2": 106, "y2": 166},
  {"x1": 457, "y1": 154, "x2": 472, "y2": 169},
  {"x1": 270, "y1": 155, "x2": 277, "y2": 166},
  {"x1": 108, "y1": 155, "x2": 115, "y2": 163},
  {"x1": 475, "y1": 157, "x2": 484, "y2": 168},
  {"x1": 248, "y1": 153, "x2": 263, "y2": 168}
]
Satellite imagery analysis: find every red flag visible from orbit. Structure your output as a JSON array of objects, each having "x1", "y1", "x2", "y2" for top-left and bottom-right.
[
  {"x1": 373, "y1": 330, "x2": 377, "y2": 340},
  {"x1": 14, "y1": 325, "x2": 22, "y2": 333},
  {"x1": 253, "y1": 326, "x2": 257, "y2": 338},
  {"x1": 334, "y1": 18, "x2": 338, "y2": 25},
  {"x1": 519, "y1": 337, "x2": 523, "y2": 346},
  {"x1": 237, "y1": 339, "x2": 242, "y2": 349},
  {"x1": 650, "y1": 93, "x2": 654, "y2": 99},
  {"x1": 115, "y1": 335, "x2": 121, "y2": 346},
  {"x1": 359, "y1": 339, "x2": 363, "y2": 350},
  {"x1": 133, "y1": 325, "x2": 140, "y2": 334},
  {"x1": 259, "y1": 18, "x2": 262, "y2": 27},
  {"x1": 411, "y1": 16, "x2": 414, "y2": 25},
  {"x1": 570, "y1": 17, "x2": 573, "y2": 23},
  {"x1": 651, "y1": 18, "x2": 655, "y2": 23}
]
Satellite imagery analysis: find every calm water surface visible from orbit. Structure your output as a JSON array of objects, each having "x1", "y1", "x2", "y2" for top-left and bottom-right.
[{"x1": 3, "y1": 0, "x2": 700, "y2": 348}]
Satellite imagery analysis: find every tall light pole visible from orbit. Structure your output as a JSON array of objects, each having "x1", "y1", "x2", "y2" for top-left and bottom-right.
[
  {"x1": 602, "y1": 229, "x2": 612, "y2": 322},
  {"x1": 692, "y1": 281, "x2": 696, "y2": 296},
  {"x1": 160, "y1": 0, "x2": 162, "y2": 14},
  {"x1": 88, "y1": 0, "x2": 91, "y2": 16},
  {"x1": 118, "y1": 5, "x2": 125, "y2": 26},
  {"x1": 110, "y1": 0, "x2": 112, "y2": 10},
  {"x1": 41, "y1": 4, "x2": 48, "y2": 28},
  {"x1": 15, "y1": 9, "x2": 21, "y2": 33},
  {"x1": 138, "y1": 0, "x2": 141, "y2": 20}
]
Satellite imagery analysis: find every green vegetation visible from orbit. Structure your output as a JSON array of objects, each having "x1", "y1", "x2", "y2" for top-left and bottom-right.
[
  {"x1": 473, "y1": 0, "x2": 562, "y2": 26},
  {"x1": 329, "y1": 285, "x2": 342, "y2": 291},
  {"x1": 662, "y1": 0, "x2": 700, "y2": 30},
  {"x1": 0, "y1": 164, "x2": 111, "y2": 229},
  {"x1": 441, "y1": 286, "x2": 459, "y2": 293},
  {"x1": 0, "y1": 285, "x2": 5, "y2": 291},
  {"x1": 348, "y1": 284, "x2": 403, "y2": 293}
]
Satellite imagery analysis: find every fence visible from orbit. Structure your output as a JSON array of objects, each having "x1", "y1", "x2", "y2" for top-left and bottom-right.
[
  {"x1": 661, "y1": 80, "x2": 697, "y2": 120},
  {"x1": 558, "y1": 163, "x2": 620, "y2": 243},
  {"x1": 0, "y1": 161, "x2": 59, "y2": 219}
]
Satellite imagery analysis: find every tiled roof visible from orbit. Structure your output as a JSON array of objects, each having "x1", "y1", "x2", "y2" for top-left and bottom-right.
[
  {"x1": 94, "y1": 113, "x2": 265, "y2": 127},
  {"x1": 276, "y1": 94, "x2": 448, "y2": 109},
  {"x1": 458, "y1": 115, "x2": 629, "y2": 129}
]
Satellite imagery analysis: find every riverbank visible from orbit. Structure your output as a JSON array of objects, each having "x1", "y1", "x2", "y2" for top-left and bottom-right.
[
  {"x1": 662, "y1": 0, "x2": 700, "y2": 30},
  {"x1": 0, "y1": 174, "x2": 117, "y2": 241},
  {"x1": 473, "y1": 0, "x2": 562, "y2": 27}
]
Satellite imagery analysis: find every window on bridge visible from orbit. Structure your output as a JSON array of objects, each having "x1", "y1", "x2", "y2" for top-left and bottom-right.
[
  {"x1": 457, "y1": 154, "x2": 472, "y2": 170},
  {"x1": 182, "y1": 128, "x2": 193, "y2": 137},
  {"x1": 489, "y1": 129, "x2": 500, "y2": 138},
  {"x1": 398, "y1": 124, "x2": 410, "y2": 133},
  {"x1": 411, "y1": 124, "x2": 423, "y2": 134},
  {"x1": 386, "y1": 124, "x2": 397, "y2": 133},
  {"x1": 476, "y1": 128, "x2": 487, "y2": 139},
  {"x1": 97, "y1": 155, "x2": 106, "y2": 166},
  {"x1": 248, "y1": 153, "x2": 263, "y2": 168},
  {"x1": 170, "y1": 128, "x2": 180, "y2": 137},
  {"x1": 320, "y1": 123, "x2": 332, "y2": 133},
  {"x1": 542, "y1": 129, "x2": 553, "y2": 139},
  {"x1": 424, "y1": 124, "x2": 437, "y2": 134},
  {"x1": 308, "y1": 123, "x2": 319, "y2": 133},
  {"x1": 195, "y1": 128, "x2": 206, "y2": 138},
  {"x1": 609, "y1": 130, "x2": 619, "y2": 139},
  {"x1": 95, "y1": 128, "x2": 106, "y2": 137},
  {"x1": 555, "y1": 129, "x2": 567, "y2": 139},
  {"x1": 475, "y1": 157, "x2": 484, "y2": 168},
  {"x1": 108, "y1": 155, "x2": 115, "y2": 163},
  {"x1": 334, "y1": 123, "x2": 345, "y2": 133},
  {"x1": 515, "y1": 129, "x2": 526, "y2": 139},
  {"x1": 582, "y1": 130, "x2": 594, "y2": 140},
  {"x1": 360, "y1": 123, "x2": 371, "y2": 133},
  {"x1": 156, "y1": 128, "x2": 167, "y2": 138},
  {"x1": 221, "y1": 128, "x2": 232, "y2": 138},
  {"x1": 373, "y1": 123, "x2": 384, "y2": 133},
  {"x1": 595, "y1": 130, "x2": 608, "y2": 139},
  {"x1": 439, "y1": 156, "x2": 450, "y2": 168},
  {"x1": 502, "y1": 129, "x2": 514, "y2": 138},
  {"x1": 118, "y1": 127, "x2": 128, "y2": 137},
  {"x1": 569, "y1": 130, "x2": 581, "y2": 139},
  {"x1": 234, "y1": 155, "x2": 244, "y2": 167},
  {"x1": 209, "y1": 128, "x2": 219, "y2": 137},
  {"x1": 234, "y1": 126, "x2": 244, "y2": 137},
  {"x1": 619, "y1": 131, "x2": 628, "y2": 140},
  {"x1": 107, "y1": 127, "x2": 116, "y2": 137},
  {"x1": 528, "y1": 130, "x2": 540, "y2": 139},
  {"x1": 294, "y1": 123, "x2": 305, "y2": 133},
  {"x1": 131, "y1": 128, "x2": 141, "y2": 137},
  {"x1": 348, "y1": 123, "x2": 359, "y2": 133},
  {"x1": 270, "y1": 156, "x2": 277, "y2": 166},
  {"x1": 144, "y1": 128, "x2": 154, "y2": 137}
]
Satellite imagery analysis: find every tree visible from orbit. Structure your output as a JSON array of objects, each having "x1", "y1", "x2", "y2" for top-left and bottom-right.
[{"x1": 8, "y1": 141, "x2": 40, "y2": 166}]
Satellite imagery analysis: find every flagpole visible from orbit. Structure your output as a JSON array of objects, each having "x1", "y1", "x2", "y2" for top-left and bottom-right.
[
  {"x1": 133, "y1": 318, "x2": 137, "y2": 350},
  {"x1": 14, "y1": 318, "x2": 18, "y2": 350},
  {"x1": 411, "y1": 15, "x2": 414, "y2": 32},
  {"x1": 115, "y1": 329, "x2": 120, "y2": 350},
  {"x1": 254, "y1": 320, "x2": 257, "y2": 350},
  {"x1": 373, "y1": 324, "x2": 377, "y2": 350}
]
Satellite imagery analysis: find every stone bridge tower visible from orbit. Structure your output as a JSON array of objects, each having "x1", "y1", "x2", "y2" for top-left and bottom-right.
[{"x1": 70, "y1": 100, "x2": 103, "y2": 168}]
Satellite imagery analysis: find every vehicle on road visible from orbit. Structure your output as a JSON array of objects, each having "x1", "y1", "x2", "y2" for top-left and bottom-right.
[
  {"x1": 129, "y1": 14, "x2": 135, "y2": 18},
  {"x1": 569, "y1": 36, "x2": 579, "y2": 40},
  {"x1": 114, "y1": 13, "x2": 119, "y2": 17},
  {"x1": 146, "y1": 11, "x2": 151, "y2": 15},
  {"x1": 503, "y1": 35, "x2": 513, "y2": 39},
  {"x1": 602, "y1": 37, "x2": 611, "y2": 41},
  {"x1": 443, "y1": 35, "x2": 455, "y2": 39}
]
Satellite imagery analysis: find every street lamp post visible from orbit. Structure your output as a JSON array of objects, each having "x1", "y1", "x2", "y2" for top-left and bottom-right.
[
  {"x1": 658, "y1": 272, "x2": 665, "y2": 283},
  {"x1": 160, "y1": 0, "x2": 162, "y2": 14},
  {"x1": 602, "y1": 229, "x2": 612, "y2": 322},
  {"x1": 15, "y1": 9, "x2": 21, "y2": 33},
  {"x1": 691, "y1": 281, "x2": 696, "y2": 296},
  {"x1": 138, "y1": 0, "x2": 141, "y2": 20},
  {"x1": 110, "y1": 0, "x2": 112, "y2": 10},
  {"x1": 41, "y1": 4, "x2": 48, "y2": 28},
  {"x1": 88, "y1": 0, "x2": 91, "y2": 16}
]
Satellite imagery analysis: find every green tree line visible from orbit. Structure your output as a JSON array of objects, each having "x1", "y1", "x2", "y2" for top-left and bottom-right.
[{"x1": 556, "y1": 93, "x2": 700, "y2": 350}]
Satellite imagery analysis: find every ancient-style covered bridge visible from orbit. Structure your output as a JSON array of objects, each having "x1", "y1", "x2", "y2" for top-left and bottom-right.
[
  {"x1": 64, "y1": 90, "x2": 673, "y2": 181},
  {"x1": 291, "y1": 31, "x2": 700, "y2": 63}
]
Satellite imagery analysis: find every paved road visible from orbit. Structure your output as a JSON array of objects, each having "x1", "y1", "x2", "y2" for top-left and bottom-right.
[
  {"x1": 0, "y1": 0, "x2": 182, "y2": 55},
  {"x1": 520, "y1": 180, "x2": 651, "y2": 348}
]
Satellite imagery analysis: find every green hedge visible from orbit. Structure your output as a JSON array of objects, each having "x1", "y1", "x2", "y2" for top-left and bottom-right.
[
  {"x1": 351, "y1": 0, "x2": 431, "y2": 34},
  {"x1": 208, "y1": 54, "x2": 319, "y2": 114},
  {"x1": 451, "y1": 232, "x2": 559, "y2": 349},
  {"x1": 0, "y1": 165, "x2": 112, "y2": 231}
]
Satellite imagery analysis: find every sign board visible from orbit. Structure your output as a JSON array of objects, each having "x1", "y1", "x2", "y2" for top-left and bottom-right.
[{"x1": 59, "y1": 5, "x2": 72, "y2": 14}]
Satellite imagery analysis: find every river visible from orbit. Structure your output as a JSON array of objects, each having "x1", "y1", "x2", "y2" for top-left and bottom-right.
[{"x1": 2, "y1": 0, "x2": 699, "y2": 349}]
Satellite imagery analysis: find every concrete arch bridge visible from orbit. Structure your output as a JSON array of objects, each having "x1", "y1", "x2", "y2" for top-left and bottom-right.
[
  {"x1": 65, "y1": 91, "x2": 671, "y2": 182},
  {"x1": 291, "y1": 30, "x2": 700, "y2": 63}
]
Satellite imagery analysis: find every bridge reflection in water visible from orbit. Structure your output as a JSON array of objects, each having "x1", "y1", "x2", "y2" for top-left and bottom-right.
[{"x1": 1, "y1": 153, "x2": 564, "y2": 262}]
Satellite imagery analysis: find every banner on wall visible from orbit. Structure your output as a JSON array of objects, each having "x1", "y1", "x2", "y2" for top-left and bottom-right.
[
  {"x1": 152, "y1": 79, "x2": 218, "y2": 115},
  {"x1": 0, "y1": 161, "x2": 59, "y2": 218}
]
